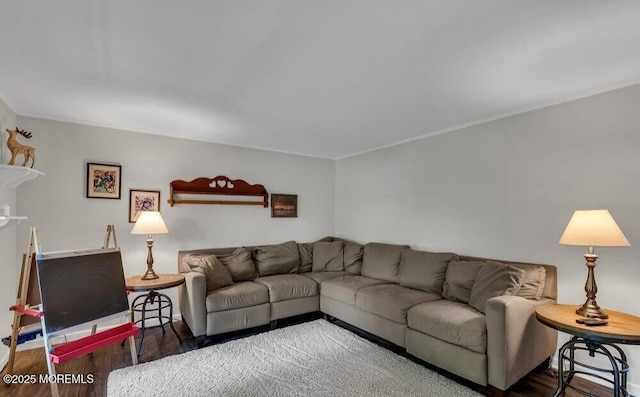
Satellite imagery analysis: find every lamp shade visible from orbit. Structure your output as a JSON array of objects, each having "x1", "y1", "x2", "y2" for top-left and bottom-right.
[
  {"x1": 559, "y1": 209, "x2": 629, "y2": 247},
  {"x1": 131, "y1": 211, "x2": 169, "y2": 235}
]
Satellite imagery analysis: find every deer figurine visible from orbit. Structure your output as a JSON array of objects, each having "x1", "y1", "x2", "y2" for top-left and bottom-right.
[{"x1": 6, "y1": 127, "x2": 35, "y2": 168}]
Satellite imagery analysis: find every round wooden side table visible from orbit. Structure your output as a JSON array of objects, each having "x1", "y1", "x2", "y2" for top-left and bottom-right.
[
  {"x1": 536, "y1": 304, "x2": 640, "y2": 397},
  {"x1": 125, "y1": 274, "x2": 185, "y2": 356}
]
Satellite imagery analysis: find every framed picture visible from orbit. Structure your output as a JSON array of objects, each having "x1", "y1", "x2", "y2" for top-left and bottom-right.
[
  {"x1": 129, "y1": 190, "x2": 161, "y2": 223},
  {"x1": 86, "y1": 163, "x2": 121, "y2": 199},
  {"x1": 271, "y1": 194, "x2": 298, "y2": 218}
]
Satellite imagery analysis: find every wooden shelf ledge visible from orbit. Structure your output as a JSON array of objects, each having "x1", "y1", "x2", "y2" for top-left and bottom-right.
[{"x1": 168, "y1": 176, "x2": 269, "y2": 207}]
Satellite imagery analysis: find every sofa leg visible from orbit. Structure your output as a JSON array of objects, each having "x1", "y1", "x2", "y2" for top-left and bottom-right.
[
  {"x1": 537, "y1": 355, "x2": 553, "y2": 371},
  {"x1": 323, "y1": 314, "x2": 336, "y2": 322},
  {"x1": 270, "y1": 320, "x2": 278, "y2": 330},
  {"x1": 488, "y1": 385, "x2": 504, "y2": 397},
  {"x1": 195, "y1": 336, "x2": 206, "y2": 348}
]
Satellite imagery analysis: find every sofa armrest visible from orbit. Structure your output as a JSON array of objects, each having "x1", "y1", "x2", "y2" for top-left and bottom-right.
[
  {"x1": 178, "y1": 271, "x2": 207, "y2": 337},
  {"x1": 486, "y1": 296, "x2": 558, "y2": 391}
]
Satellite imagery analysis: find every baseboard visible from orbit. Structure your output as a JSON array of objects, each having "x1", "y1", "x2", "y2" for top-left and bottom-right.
[
  {"x1": 0, "y1": 349, "x2": 9, "y2": 373},
  {"x1": 0, "y1": 313, "x2": 182, "y2": 373},
  {"x1": 551, "y1": 355, "x2": 640, "y2": 395}
]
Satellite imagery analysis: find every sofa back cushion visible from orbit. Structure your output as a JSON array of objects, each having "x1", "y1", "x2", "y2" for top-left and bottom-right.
[
  {"x1": 441, "y1": 260, "x2": 484, "y2": 303},
  {"x1": 459, "y1": 254, "x2": 557, "y2": 300},
  {"x1": 511, "y1": 263, "x2": 547, "y2": 300},
  {"x1": 298, "y1": 243, "x2": 314, "y2": 273},
  {"x1": 312, "y1": 241, "x2": 344, "y2": 272},
  {"x1": 468, "y1": 261, "x2": 526, "y2": 313},
  {"x1": 253, "y1": 240, "x2": 301, "y2": 276},
  {"x1": 183, "y1": 254, "x2": 234, "y2": 291},
  {"x1": 361, "y1": 243, "x2": 410, "y2": 282},
  {"x1": 398, "y1": 250, "x2": 459, "y2": 294},
  {"x1": 217, "y1": 247, "x2": 258, "y2": 282},
  {"x1": 343, "y1": 241, "x2": 364, "y2": 274}
]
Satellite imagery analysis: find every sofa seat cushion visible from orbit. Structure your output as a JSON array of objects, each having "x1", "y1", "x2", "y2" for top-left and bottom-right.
[
  {"x1": 320, "y1": 276, "x2": 390, "y2": 305},
  {"x1": 254, "y1": 274, "x2": 319, "y2": 302},
  {"x1": 206, "y1": 281, "x2": 269, "y2": 312},
  {"x1": 356, "y1": 284, "x2": 441, "y2": 324},
  {"x1": 407, "y1": 300, "x2": 487, "y2": 354},
  {"x1": 301, "y1": 271, "x2": 351, "y2": 284}
]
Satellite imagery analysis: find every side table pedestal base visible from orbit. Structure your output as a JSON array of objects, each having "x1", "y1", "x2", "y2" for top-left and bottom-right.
[
  {"x1": 130, "y1": 291, "x2": 183, "y2": 356},
  {"x1": 555, "y1": 336, "x2": 629, "y2": 397}
]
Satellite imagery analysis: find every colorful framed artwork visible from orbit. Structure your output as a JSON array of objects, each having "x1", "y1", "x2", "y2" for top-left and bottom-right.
[
  {"x1": 271, "y1": 194, "x2": 298, "y2": 218},
  {"x1": 129, "y1": 189, "x2": 161, "y2": 223},
  {"x1": 86, "y1": 162, "x2": 122, "y2": 199}
]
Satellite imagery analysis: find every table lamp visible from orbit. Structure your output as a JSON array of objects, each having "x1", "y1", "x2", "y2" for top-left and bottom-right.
[
  {"x1": 131, "y1": 211, "x2": 169, "y2": 280},
  {"x1": 559, "y1": 209, "x2": 629, "y2": 319}
]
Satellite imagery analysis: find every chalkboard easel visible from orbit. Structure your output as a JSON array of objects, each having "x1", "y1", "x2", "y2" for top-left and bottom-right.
[
  {"x1": 5, "y1": 227, "x2": 43, "y2": 375},
  {"x1": 5, "y1": 226, "x2": 139, "y2": 397}
]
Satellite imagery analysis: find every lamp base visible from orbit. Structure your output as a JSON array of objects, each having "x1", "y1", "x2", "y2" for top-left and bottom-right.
[
  {"x1": 141, "y1": 268, "x2": 159, "y2": 280},
  {"x1": 575, "y1": 251, "x2": 608, "y2": 319},
  {"x1": 141, "y1": 236, "x2": 159, "y2": 280},
  {"x1": 576, "y1": 300, "x2": 608, "y2": 319}
]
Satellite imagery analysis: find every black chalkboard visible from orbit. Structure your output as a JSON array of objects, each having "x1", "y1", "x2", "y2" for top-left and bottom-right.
[{"x1": 36, "y1": 249, "x2": 129, "y2": 334}]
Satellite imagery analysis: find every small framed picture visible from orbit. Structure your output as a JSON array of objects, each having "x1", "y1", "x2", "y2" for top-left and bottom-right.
[
  {"x1": 271, "y1": 194, "x2": 298, "y2": 218},
  {"x1": 129, "y1": 190, "x2": 161, "y2": 223},
  {"x1": 86, "y1": 163, "x2": 122, "y2": 199}
]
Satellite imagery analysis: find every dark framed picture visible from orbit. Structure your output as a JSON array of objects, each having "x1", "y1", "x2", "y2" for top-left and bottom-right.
[
  {"x1": 86, "y1": 163, "x2": 121, "y2": 199},
  {"x1": 129, "y1": 190, "x2": 161, "y2": 223},
  {"x1": 271, "y1": 194, "x2": 298, "y2": 218}
]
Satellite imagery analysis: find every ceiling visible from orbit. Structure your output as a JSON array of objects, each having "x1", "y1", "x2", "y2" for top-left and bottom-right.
[{"x1": 2, "y1": 1, "x2": 640, "y2": 159}]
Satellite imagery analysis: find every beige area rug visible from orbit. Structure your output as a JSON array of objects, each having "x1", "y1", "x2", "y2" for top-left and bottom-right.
[{"x1": 107, "y1": 319, "x2": 482, "y2": 397}]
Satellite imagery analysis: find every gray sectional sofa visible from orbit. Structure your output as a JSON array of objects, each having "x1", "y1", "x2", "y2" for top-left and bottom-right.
[{"x1": 177, "y1": 237, "x2": 557, "y2": 393}]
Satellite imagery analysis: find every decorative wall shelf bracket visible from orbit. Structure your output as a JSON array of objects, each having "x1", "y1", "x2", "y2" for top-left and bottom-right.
[
  {"x1": 0, "y1": 216, "x2": 27, "y2": 231},
  {"x1": 0, "y1": 165, "x2": 45, "y2": 188},
  {"x1": 167, "y1": 176, "x2": 269, "y2": 207},
  {"x1": 0, "y1": 165, "x2": 42, "y2": 233}
]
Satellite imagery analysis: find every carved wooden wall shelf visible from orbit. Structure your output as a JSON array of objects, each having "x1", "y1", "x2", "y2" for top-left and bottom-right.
[{"x1": 167, "y1": 176, "x2": 269, "y2": 207}]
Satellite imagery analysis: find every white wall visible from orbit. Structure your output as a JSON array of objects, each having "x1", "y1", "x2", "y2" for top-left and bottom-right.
[
  {"x1": 336, "y1": 83, "x2": 640, "y2": 392},
  {"x1": 0, "y1": 98, "x2": 18, "y2": 368},
  {"x1": 15, "y1": 117, "x2": 335, "y2": 255},
  {"x1": 2, "y1": 116, "x2": 334, "y2": 363}
]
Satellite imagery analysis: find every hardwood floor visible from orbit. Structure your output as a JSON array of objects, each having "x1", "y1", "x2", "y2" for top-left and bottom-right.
[{"x1": 2, "y1": 317, "x2": 614, "y2": 397}]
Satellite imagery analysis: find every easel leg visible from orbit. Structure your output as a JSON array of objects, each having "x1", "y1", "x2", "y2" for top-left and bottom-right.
[
  {"x1": 49, "y1": 373, "x2": 60, "y2": 397},
  {"x1": 129, "y1": 335, "x2": 138, "y2": 365},
  {"x1": 39, "y1": 285, "x2": 59, "y2": 397},
  {"x1": 44, "y1": 336, "x2": 59, "y2": 397},
  {"x1": 6, "y1": 313, "x2": 22, "y2": 374},
  {"x1": 103, "y1": 224, "x2": 118, "y2": 249},
  {"x1": 7, "y1": 241, "x2": 37, "y2": 374}
]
